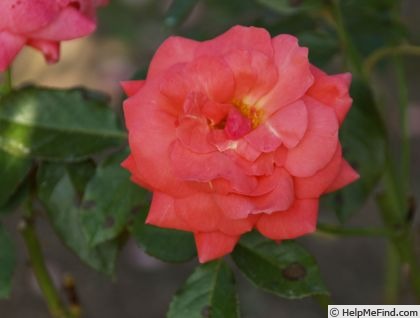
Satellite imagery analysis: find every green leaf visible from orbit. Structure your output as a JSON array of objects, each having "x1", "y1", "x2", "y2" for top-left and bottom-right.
[
  {"x1": 131, "y1": 210, "x2": 196, "y2": 263},
  {"x1": 164, "y1": 0, "x2": 200, "y2": 28},
  {"x1": 232, "y1": 232, "x2": 328, "y2": 299},
  {"x1": 256, "y1": 0, "x2": 325, "y2": 15},
  {"x1": 37, "y1": 163, "x2": 118, "y2": 275},
  {"x1": 0, "y1": 148, "x2": 31, "y2": 207},
  {"x1": 81, "y1": 151, "x2": 147, "y2": 246},
  {"x1": 0, "y1": 87, "x2": 126, "y2": 161},
  {"x1": 168, "y1": 260, "x2": 239, "y2": 318},
  {"x1": 323, "y1": 79, "x2": 387, "y2": 221},
  {"x1": 0, "y1": 223, "x2": 16, "y2": 299}
]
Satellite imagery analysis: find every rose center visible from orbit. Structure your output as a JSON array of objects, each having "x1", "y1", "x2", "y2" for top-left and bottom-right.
[{"x1": 232, "y1": 99, "x2": 263, "y2": 128}]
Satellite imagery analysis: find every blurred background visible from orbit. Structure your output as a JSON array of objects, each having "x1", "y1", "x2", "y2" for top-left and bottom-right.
[{"x1": 1, "y1": 0, "x2": 420, "y2": 317}]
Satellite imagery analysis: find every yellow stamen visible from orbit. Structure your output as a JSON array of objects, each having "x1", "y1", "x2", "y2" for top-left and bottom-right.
[{"x1": 232, "y1": 99, "x2": 263, "y2": 128}]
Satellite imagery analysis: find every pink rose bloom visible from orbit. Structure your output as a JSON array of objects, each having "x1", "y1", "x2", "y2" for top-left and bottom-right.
[
  {"x1": 122, "y1": 26, "x2": 359, "y2": 263},
  {"x1": 0, "y1": 0, "x2": 107, "y2": 71}
]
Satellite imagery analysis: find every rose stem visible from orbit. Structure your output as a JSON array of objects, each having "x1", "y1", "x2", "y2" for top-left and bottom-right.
[
  {"x1": 329, "y1": 0, "x2": 420, "y2": 301},
  {"x1": 19, "y1": 214, "x2": 73, "y2": 318}
]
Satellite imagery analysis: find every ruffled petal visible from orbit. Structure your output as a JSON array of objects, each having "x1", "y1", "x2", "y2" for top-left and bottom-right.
[
  {"x1": 159, "y1": 56, "x2": 235, "y2": 105},
  {"x1": 245, "y1": 100, "x2": 308, "y2": 152},
  {"x1": 195, "y1": 25, "x2": 273, "y2": 58},
  {"x1": 0, "y1": 31, "x2": 25, "y2": 71},
  {"x1": 325, "y1": 159, "x2": 360, "y2": 193},
  {"x1": 259, "y1": 34, "x2": 313, "y2": 115},
  {"x1": 170, "y1": 140, "x2": 258, "y2": 194},
  {"x1": 256, "y1": 199, "x2": 318, "y2": 240},
  {"x1": 176, "y1": 118, "x2": 215, "y2": 153},
  {"x1": 30, "y1": 7, "x2": 95, "y2": 41},
  {"x1": 174, "y1": 193, "x2": 220, "y2": 232},
  {"x1": 0, "y1": 0, "x2": 59, "y2": 33},
  {"x1": 307, "y1": 66, "x2": 352, "y2": 124},
  {"x1": 285, "y1": 97, "x2": 339, "y2": 177},
  {"x1": 146, "y1": 192, "x2": 191, "y2": 231},
  {"x1": 215, "y1": 168, "x2": 294, "y2": 217},
  {"x1": 147, "y1": 36, "x2": 199, "y2": 79},
  {"x1": 223, "y1": 49, "x2": 277, "y2": 103},
  {"x1": 27, "y1": 39, "x2": 60, "y2": 63},
  {"x1": 294, "y1": 145, "x2": 342, "y2": 199},
  {"x1": 124, "y1": 81, "x2": 205, "y2": 197},
  {"x1": 121, "y1": 80, "x2": 145, "y2": 97},
  {"x1": 194, "y1": 231, "x2": 239, "y2": 263}
]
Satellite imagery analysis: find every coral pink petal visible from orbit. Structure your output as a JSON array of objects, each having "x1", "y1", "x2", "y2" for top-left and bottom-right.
[
  {"x1": 218, "y1": 216, "x2": 253, "y2": 236},
  {"x1": 174, "y1": 193, "x2": 221, "y2": 232},
  {"x1": 170, "y1": 141, "x2": 258, "y2": 194},
  {"x1": 194, "y1": 231, "x2": 240, "y2": 263},
  {"x1": 251, "y1": 169, "x2": 294, "y2": 213},
  {"x1": 121, "y1": 80, "x2": 145, "y2": 97},
  {"x1": 274, "y1": 146, "x2": 287, "y2": 166},
  {"x1": 233, "y1": 152, "x2": 275, "y2": 176},
  {"x1": 285, "y1": 97, "x2": 339, "y2": 177},
  {"x1": 27, "y1": 39, "x2": 60, "y2": 63},
  {"x1": 257, "y1": 199, "x2": 319, "y2": 240},
  {"x1": 146, "y1": 192, "x2": 191, "y2": 231},
  {"x1": 223, "y1": 49, "x2": 277, "y2": 102},
  {"x1": 260, "y1": 34, "x2": 313, "y2": 115},
  {"x1": 0, "y1": 31, "x2": 25, "y2": 71},
  {"x1": 245, "y1": 100, "x2": 308, "y2": 152},
  {"x1": 160, "y1": 56, "x2": 235, "y2": 105},
  {"x1": 326, "y1": 160, "x2": 360, "y2": 193},
  {"x1": 294, "y1": 145, "x2": 342, "y2": 199},
  {"x1": 30, "y1": 7, "x2": 96, "y2": 41},
  {"x1": 147, "y1": 36, "x2": 199, "y2": 79},
  {"x1": 195, "y1": 25, "x2": 273, "y2": 58},
  {"x1": 308, "y1": 65, "x2": 352, "y2": 124},
  {"x1": 214, "y1": 193, "x2": 255, "y2": 219},
  {"x1": 124, "y1": 83, "x2": 202, "y2": 197},
  {"x1": 216, "y1": 168, "x2": 293, "y2": 218},
  {"x1": 121, "y1": 155, "x2": 154, "y2": 190},
  {"x1": 176, "y1": 118, "x2": 215, "y2": 153}
]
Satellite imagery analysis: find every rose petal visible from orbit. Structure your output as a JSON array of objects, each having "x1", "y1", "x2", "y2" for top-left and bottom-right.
[
  {"x1": 256, "y1": 199, "x2": 318, "y2": 240},
  {"x1": 285, "y1": 97, "x2": 339, "y2": 177},
  {"x1": 308, "y1": 65, "x2": 352, "y2": 124},
  {"x1": 259, "y1": 34, "x2": 313, "y2": 115},
  {"x1": 30, "y1": 7, "x2": 96, "y2": 41},
  {"x1": 223, "y1": 49, "x2": 277, "y2": 103},
  {"x1": 245, "y1": 100, "x2": 308, "y2": 152},
  {"x1": 124, "y1": 81, "x2": 205, "y2": 197},
  {"x1": 170, "y1": 140, "x2": 258, "y2": 194},
  {"x1": 215, "y1": 168, "x2": 294, "y2": 218},
  {"x1": 121, "y1": 80, "x2": 145, "y2": 97},
  {"x1": 0, "y1": 31, "x2": 25, "y2": 71},
  {"x1": 159, "y1": 56, "x2": 235, "y2": 105},
  {"x1": 146, "y1": 192, "x2": 191, "y2": 231},
  {"x1": 194, "y1": 231, "x2": 239, "y2": 263},
  {"x1": 174, "y1": 193, "x2": 220, "y2": 232},
  {"x1": 176, "y1": 118, "x2": 215, "y2": 153},
  {"x1": 0, "y1": 0, "x2": 59, "y2": 33},
  {"x1": 325, "y1": 160, "x2": 360, "y2": 193},
  {"x1": 294, "y1": 145, "x2": 342, "y2": 199},
  {"x1": 147, "y1": 36, "x2": 199, "y2": 79},
  {"x1": 195, "y1": 25, "x2": 273, "y2": 58},
  {"x1": 27, "y1": 39, "x2": 59, "y2": 63}
]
